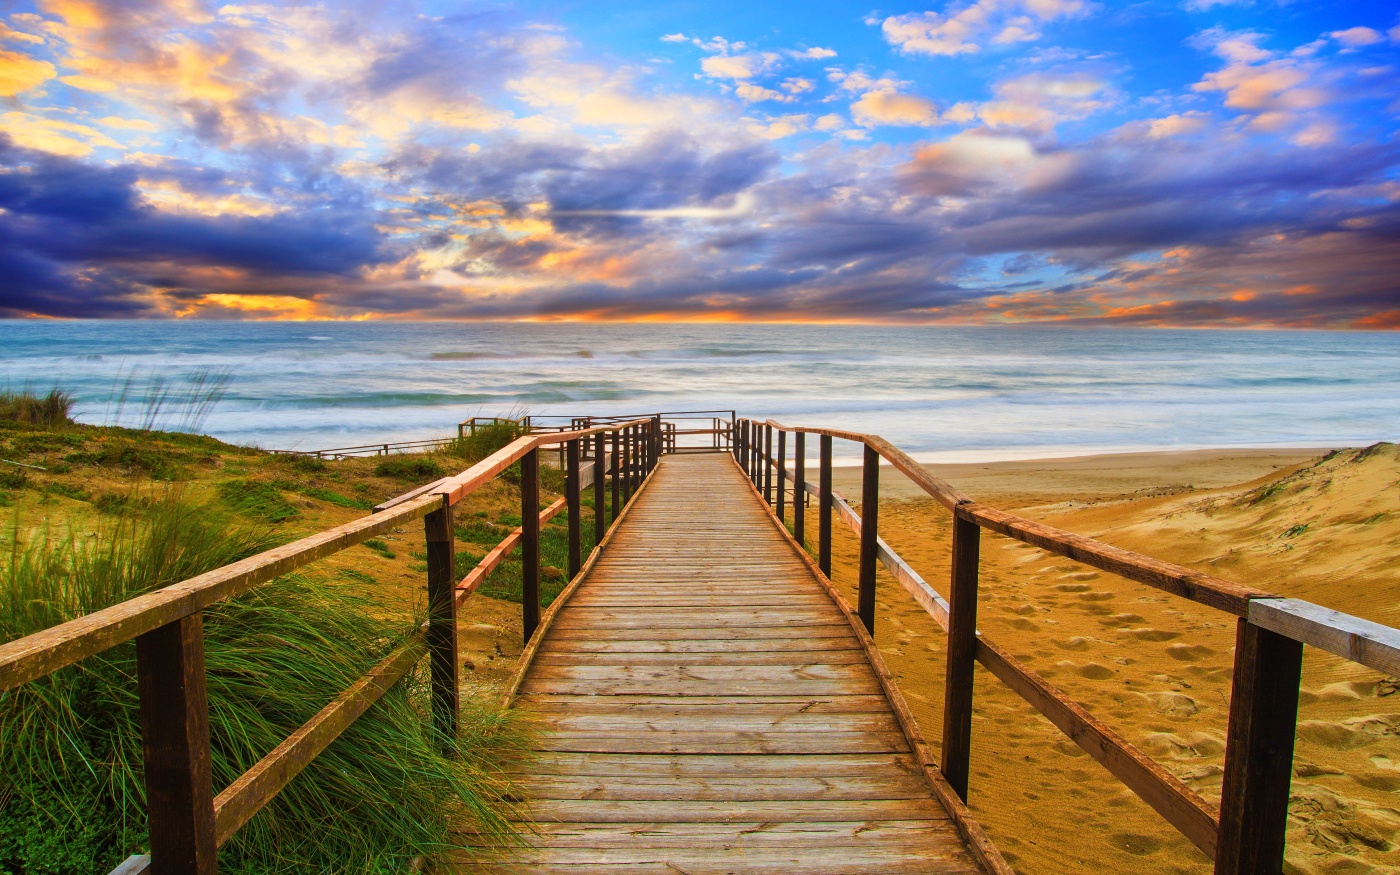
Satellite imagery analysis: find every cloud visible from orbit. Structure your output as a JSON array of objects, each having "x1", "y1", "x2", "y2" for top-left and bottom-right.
[
  {"x1": 976, "y1": 72, "x2": 1114, "y2": 129},
  {"x1": 1330, "y1": 27, "x2": 1383, "y2": 48},
  {"x1": 881, "y1": 0, "x2": 1091, "y2": 57},
  {"x1": 0, "y1": 49, "x2": 55, "y2": 95},
  {"x1": 735, "y1": 83, "x2": 792, "y2": 102},
  {"x1": 660, "y1": 32, "x2": 688, "y2": 43},
  {"x1": 793, "y1": 47, "x2": 837, "y2": 59},
  {"x1": 852, "y1": 88, "x2": 942, "y2": 127},
  {"x1": 700, "y1": 52, "x2": 779, "y2": 80}
]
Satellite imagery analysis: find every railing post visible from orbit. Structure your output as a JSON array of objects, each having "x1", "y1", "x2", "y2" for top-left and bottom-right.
[
  {"x1": 425, "y1": 497, "x2": 458, "y2": 740},
  {"x1": 621, "y1": 426, "x2": 632, "y2": 505},
  {"x1": 750, "y1": 421, "x2": 760, "y2": 486},
  {"x1": 857, "y1": 443, "x2": 879, "y2": 634},
  {"x1": 819, "y1": 435, "x2": 833, "y2": 576},
  {"x1": 794, "y1": 432, "x2": 806, "y2": 547},
  {"x1": 136, "y1": 614, "x2": 217, "y2": 875},
  {"x1": 1214, "y1": 619, "x2": 1304, "y2": 875},
  {"x1": 565, "y1": 439, "x2": 582, "y2": 579},
  {"x1": 763, "y1": 424, "x2": 774, "y2": 505},
  {"x1": 941, "y1": 509, "x2": 981, "y2": 801},
  {"x1": 652, "y1": 415, "x2": 662, "y2": 464},
  {"x1": 521, "y1": 448, "x2": 541, "y2": 642},
  {"x1": 776, "y1": 429, "x2": 787, "y2": 523},
  {"x1": 611, "y1": 429, "x2": 621, "y2": 519},
  {"x1": 594, "y1": 431, "x2": 606, "y2": 544}
]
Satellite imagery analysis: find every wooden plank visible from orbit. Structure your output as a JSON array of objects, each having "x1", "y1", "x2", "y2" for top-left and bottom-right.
[
  {"x1": 136, "y1": 614, "x2": 217, "y2": 875},
  {"x1": 525, "y1": 751, "x2": 928, "y2": 778},
  {"x1": 533, "y1": 637, "x2": 861, "y2": 653},
  {"x1": 0, "y1": 493, "x2": 439, "y2": 692},
  {"x1": 527, "y1": 799, "x2": 936, "y2": 823},
  {"x1": 519, "y1": 694, "x2": 891, "y2": 713},
  {"x1": 535, "y1": 730, "x2": 909, "y2": 755},
  {"x1": 1214, "y1": 619, "x2": 1303, "y2": 875},
  {"x1": 501, "y1": 819, "x2": 969, "y2": 849},
  {"x1": 1248, "y1": 597, "x2": 1400, "y2": 677},
  {"x1": 975, "y1": 638, "x2": 1219, "y2": 858},
  {"x1": 519, "y1": 771, "x2": 930, "y2": 802},
  {"x1": 529, "y1": 649, "x2": 871, "y2": 666},
  {"x1": 543, "y1": 624, "x2": 858, "y2": 641}
]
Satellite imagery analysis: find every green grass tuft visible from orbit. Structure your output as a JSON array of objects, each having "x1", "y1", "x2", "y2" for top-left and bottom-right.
[
  {"x1": 217, "y1": 479, "x2": 301, "y2": 523},
  {"x1": 373, "y1": 456, "x2": 444, "y2": 481},
  {"x1": 0, "y1": 389, "x2": 74, "y2": 428}
]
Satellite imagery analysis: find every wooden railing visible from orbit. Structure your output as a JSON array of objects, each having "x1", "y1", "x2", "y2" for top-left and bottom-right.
[
  {"x1": 0, "y1": 417, "x2": 663, "y2": 875},
  {"x1": 734, "y1": 416, "x2": 1400, "y2": 875}
]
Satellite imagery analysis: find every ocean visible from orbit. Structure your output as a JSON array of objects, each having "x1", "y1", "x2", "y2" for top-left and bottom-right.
[{"x1": 1, "y1": 321, "x2": 1396, "y2": 462}]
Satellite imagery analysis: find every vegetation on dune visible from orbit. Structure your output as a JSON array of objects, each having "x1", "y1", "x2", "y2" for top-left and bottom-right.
[
  {"x1": 0, "y1": 406, "x2": 538, "y2": 873},
  {"x1": 0, "y1": 389, "x2": 74, "y2": 429}
]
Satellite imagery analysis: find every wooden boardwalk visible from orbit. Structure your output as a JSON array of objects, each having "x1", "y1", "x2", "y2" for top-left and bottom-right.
[{"x1": 467, "y1": 453, "x2": 988, "y2": 874}]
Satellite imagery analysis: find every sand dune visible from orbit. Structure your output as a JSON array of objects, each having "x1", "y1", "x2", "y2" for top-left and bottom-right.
[{"x1": 818, "y1": 444, "x2": 1400, "y2": 875}]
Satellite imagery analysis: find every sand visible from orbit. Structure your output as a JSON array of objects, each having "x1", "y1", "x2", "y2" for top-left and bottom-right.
[{"x1": 809, "y1": 444, "x2": 1400, "y2": 875}]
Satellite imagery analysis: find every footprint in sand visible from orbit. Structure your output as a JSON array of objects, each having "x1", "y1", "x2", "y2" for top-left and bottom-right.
[
  {"x1": 1124, "y1": 627, "x2": 1182, "y2": 642},
  {"x1": 1296, "y1": 720, "x2": 1368, "y2": 750},
  {"x1": 1078, "y1": 591, "x2": 1116, "y2": 601},
  {"x1": 1056, "y1": 582, "x2": 1093, "y2": 592},
  {"x1": 1055, "y1": 636, "x2": 1091, "y2": 650},
  {"x1": 1138, "y1": 691, "x2": 1199, "y2": 716},
  {"x1": 1165, "y1": 642, "x2": 1214, "y2": 661},
  {"x1": 1057, "y1": 659, "x2": 1116, "y2": 680},
  {"x1": 1103, "y1": 612, "x2": 1146, "y2": 626}
]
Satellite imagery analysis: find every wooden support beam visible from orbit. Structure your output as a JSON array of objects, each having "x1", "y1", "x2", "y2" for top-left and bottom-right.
[
  {"x1": 621, "y1": 426, "x2": 632, "y2": 504},
  {"x1": 424, "y1": 499, "x2": 458, "y2": 740},
  {"x1": 776, "y1": 428, "x2": 787, "y2": 524},
  {"x1": 857, "y1": 443, "x2": 879, "y2": 635},
  {"x1": 819, "y1": 434, "x2": 833, "y2": 577},
  {"x1": 941, "y1": 513, "x2": 980, "y2": 802},
  {"x1": 611, "y1": 429, "x2": 621, "y2": 523},
  {"x1": 793, "y1": 432, "x2": 806, "y2": 548},
  {"x1": 594, "y1": 432, "x2": 606, "y2": 544},
  {"x1": 763, "y1": 424, "x2": 774, "y2": 505},
  {"x1": 566, "y1": 439, "x2": 582, "y2": 579},
  {"x1": 521, "y1": 448, "x2": 541, "y2": 643},
  {"x1": 136, "y1": 614, "x2": 217, "y2": 875},
  {"x1": 1214, "y1": 619, "x2": 1303, "y2": 875}
]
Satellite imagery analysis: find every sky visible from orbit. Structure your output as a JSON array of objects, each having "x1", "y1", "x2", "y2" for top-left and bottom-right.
[{"x1": 0, "y1": 0, "x2": 1397, "y2": 326}]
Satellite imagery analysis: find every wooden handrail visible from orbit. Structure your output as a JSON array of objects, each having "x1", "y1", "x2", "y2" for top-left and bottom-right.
[
  {"x1": 744, "y1": 414, "x2": 1400, "y2": 875},
  {"x1": 0, "y1": 493, "x2": 441, "y2": 692}
]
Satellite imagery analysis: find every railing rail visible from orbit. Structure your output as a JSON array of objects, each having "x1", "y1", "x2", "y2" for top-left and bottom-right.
[
  {"x1": 736, "y1": 415, "x2": 1400, "y2": 875},
  {"x1": 0, "y1": 417, "x2": 663, "y2": 875}
]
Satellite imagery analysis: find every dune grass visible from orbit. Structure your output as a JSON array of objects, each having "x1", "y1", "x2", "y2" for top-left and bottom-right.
[
  {"x1": 0, "y1": 389, "x2": 74, "y2": 429},
  {"x1": 0, "y1": 492, "x2": 527, "y2": 874}
]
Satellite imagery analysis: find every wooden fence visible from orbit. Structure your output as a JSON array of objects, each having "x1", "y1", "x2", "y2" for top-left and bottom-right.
[
  {"x1": 0, "y1": 417, "x2": 663, "y2": 875},
  {"x1": 733, "y1": 416, "x2": 1400, "y2": 875}
]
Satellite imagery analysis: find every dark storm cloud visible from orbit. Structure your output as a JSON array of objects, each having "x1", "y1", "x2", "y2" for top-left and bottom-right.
[{"x1": 0, "y1": 138, "x2": 391, "y2": 316}]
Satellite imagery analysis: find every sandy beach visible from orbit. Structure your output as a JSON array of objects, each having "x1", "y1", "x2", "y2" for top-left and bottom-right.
[{"x1": 803, "y1": 444, "x2": 1399, "y2": 875}]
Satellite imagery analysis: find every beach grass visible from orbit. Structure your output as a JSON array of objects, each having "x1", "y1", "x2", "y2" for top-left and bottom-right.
[
  {"x1": 0, "y1": 421, "x2": 534, "y2": 872},
  {"x1": 0, "y1": 389, "x2": 74, "y2": 429}
]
